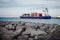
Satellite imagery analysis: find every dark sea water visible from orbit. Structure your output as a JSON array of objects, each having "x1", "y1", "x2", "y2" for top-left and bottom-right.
[{"x1": 0, "y1": 17, "x2": 60, "y2": 25}]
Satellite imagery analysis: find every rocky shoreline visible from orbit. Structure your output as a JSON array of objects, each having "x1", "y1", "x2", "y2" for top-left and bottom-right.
[{"x1": 0, "y1": 21, "x2": 60, "y2": 40}]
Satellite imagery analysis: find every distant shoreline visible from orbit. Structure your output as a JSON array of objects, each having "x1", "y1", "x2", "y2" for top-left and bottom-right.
[{"x1": 52, "y1": 17, "x2": 60, "y2": 19}]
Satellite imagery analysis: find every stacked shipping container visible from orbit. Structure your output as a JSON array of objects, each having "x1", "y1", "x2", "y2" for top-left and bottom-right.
[
  {"x1": 22, "y1": 12, "x2": 42, "y2": 17},
  {"x1": 23, "y1": 14, "x2": 30, "y2": 17},
  {"x1": 31, "y1": 13, "x2": 34, "y2": 17}
]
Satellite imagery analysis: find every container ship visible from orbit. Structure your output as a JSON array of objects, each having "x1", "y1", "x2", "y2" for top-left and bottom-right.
[{"x1": 20, "y1": 8, "x2": 51, "y2": 19}]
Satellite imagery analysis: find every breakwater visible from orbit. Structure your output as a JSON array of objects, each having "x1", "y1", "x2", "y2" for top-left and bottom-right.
[{"x1": 0, "y1": 21, "x2": 60, "y2": 40}]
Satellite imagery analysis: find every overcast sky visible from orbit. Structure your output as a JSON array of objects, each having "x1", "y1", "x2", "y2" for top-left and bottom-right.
[{"x1": 0, "y1": 0, "x2": 60, "y2": 17}]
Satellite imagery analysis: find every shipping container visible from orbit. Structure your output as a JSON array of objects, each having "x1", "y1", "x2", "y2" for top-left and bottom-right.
[
  {"x1": 31, "y1": 13, "x2": 34, "y2": 17},
  {"x1": 23, "y1": 14, "x2": 30, "y2": 17},
  {"x1": 34, "y1": 12, "x2": 37, "y2": 17},
  {"x1": 37, "y1": 13, "x2": 42, "y2": 17},
  {"x1": 37, "y1": 13, "x2": 39, "y2": 17}
]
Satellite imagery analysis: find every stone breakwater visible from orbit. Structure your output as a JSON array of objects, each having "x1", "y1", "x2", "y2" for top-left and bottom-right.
[{"x1": 0, "y1": 21, "x2": 60, "y2": 40}]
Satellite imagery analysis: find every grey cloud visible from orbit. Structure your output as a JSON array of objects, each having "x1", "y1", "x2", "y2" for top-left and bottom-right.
[{"x1": 0, "y1": 0, "x2": 60, "y2": 9}]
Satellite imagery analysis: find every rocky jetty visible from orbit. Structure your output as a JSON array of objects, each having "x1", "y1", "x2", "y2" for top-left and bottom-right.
[{"x1": 0, "y1": 21, "x2": 60, "y2": 40}]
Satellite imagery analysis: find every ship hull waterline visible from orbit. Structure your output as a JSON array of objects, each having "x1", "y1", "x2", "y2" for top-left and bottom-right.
[{"x1": 20, "y1": 16, "x2": 51, "y2": 19}]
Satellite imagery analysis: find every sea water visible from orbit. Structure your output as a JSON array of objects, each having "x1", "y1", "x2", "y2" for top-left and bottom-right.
[{"x1": 0, "y1": 17, "x2": 60, "y2": 25}]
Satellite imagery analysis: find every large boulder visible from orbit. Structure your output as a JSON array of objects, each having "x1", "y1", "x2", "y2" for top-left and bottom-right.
[
  {"x1": 2, "y1": 35, "x2": 12, "y2": 40},
  {"x1": 19, "y1": 21, "x2": 26, "y2": 26},
  {"x1": 5, "y1": 24, "x2": 14, "y2": 30},
  {"x1": 25, "y1": 22, "x2": 36, "y2": 27},
  {"x1": 16, "y1": 25, "x2": 26, "y2": 30},
  {"x1": 50, "y1": 25, "x2": 60, "y2": 39}
]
